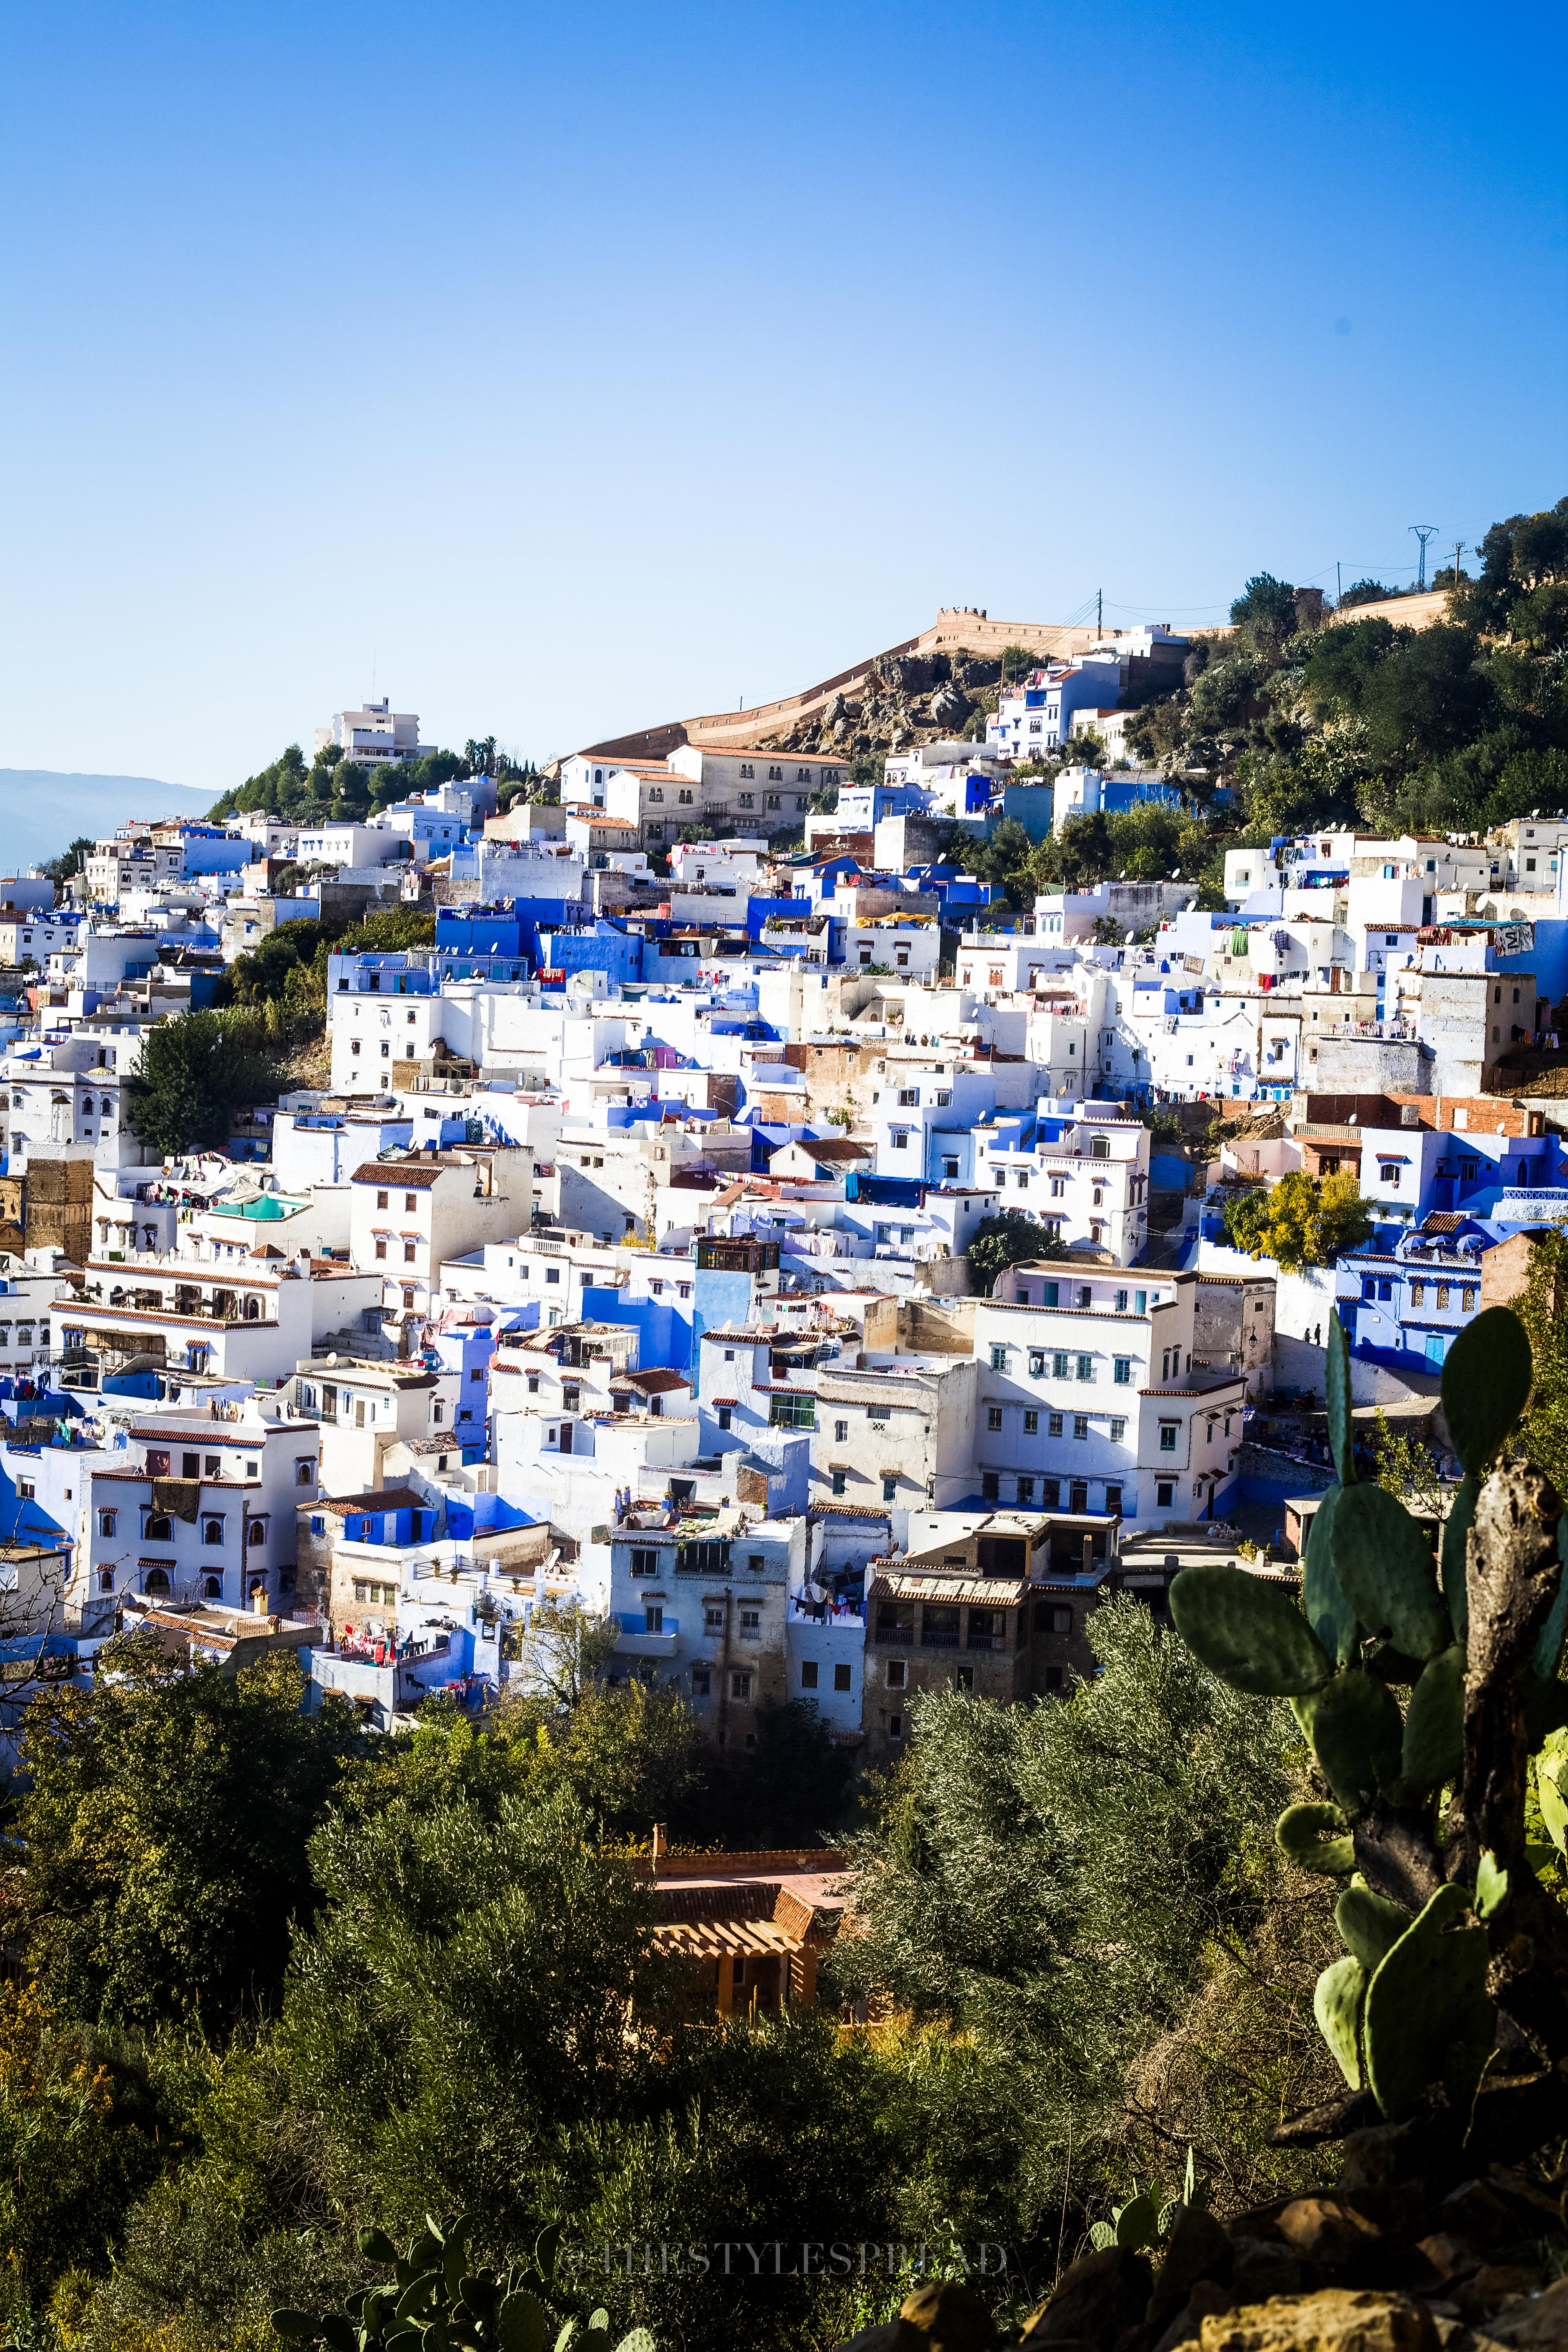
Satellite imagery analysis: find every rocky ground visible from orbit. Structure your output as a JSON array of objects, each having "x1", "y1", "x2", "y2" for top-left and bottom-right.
[
  {"x1": 837, "y1": 2133, "x2": 1568, "y2": 2352},
  {"x1": 751, "y1": 649, "x2": 1011, "y2": 762}
]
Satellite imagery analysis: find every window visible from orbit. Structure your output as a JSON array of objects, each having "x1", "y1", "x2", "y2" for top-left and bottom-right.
[
  {"x1": 832, "y1": 1661, "x2": 851, "y2": 1693},
  {"x1": 98, "y1": 1508, "x2": 116, "y2": 1537},
  {"x1": 705, "y1": 1606, "x2": 724, "y2": 1632},
  {"x1": 376, "y1": 1190, "x2": 389, "y2": 1209},
  {"x1": 404, "y1": 1242, "x2": 417, "y2": 1264},
  {"x1": 888, "y1": 1713, "x2": 904, "y2": 1741},
  {"x1": 987, "y1": 1406, "x2": 1003, "y2": 1431},
  {"x1": 1016, "y1": 1475, "x2": 1035, "y2": 1506},
  {"x1": 374, "y1": 1239, "x2": 387, "y2": 1261},
  {"x1": 1437, "y1": 1284, "x2": 1450, "y2": 1309},
  {"x1": 1462, "y1": 1288, "x2": 1476, "y2": 1312},
  {"x1": 989, "y1": 1344, "x2": 1007, "y2": 1370},
  {"x1": 404, "y1": 1192, "x2": 418, "y2": 1212},
  {"x1": 630, "y1": 1547, "x2": 657, "y2": 1576},
  {"x1": 730, "y1": 1670, "x2": 752, "y2": 1700},
  {"x1": 981, "y1": 1473, "x2": 1000, "y2": 1501},
  {"x1": 144, "y1": 1512, "x2": 172, "y2": 1541},
  {"x1": 831, "y1": 1469, "x2": 847, "y2": 1496},
  {"x1": 1113, "y1": 1356, "x2": 1132, "y2": 1385},
  {"x1": 834, "y1": 1419, "x2": 849, "y2": 1443},
  {"x1": 1109, "y1": 1416, "x2": 1126, "y2": 1444},
  {"x1": 1028, "y1": 1350, "x2": 1044, "y2": 1376},
  {"x1": 1115, "y1": 1289, "x2": 1128, "y2": 1312},
  {"x1": 801, "y1": 1660, "x2": 819, "y2": 1689},
  {"x1": 1159, "y1": 1423, "x2": 1179, "y2": 1453},
  {"x1": 882, "y1": 1473, "x2": 898, "y2": 1501},
  {"x1": 1073, "y1": 1413, "x2": 1088, "y2": 1441},
  {"x1": 1023, "y1": 1409, "x2": 1037, "y2": 1434},
  {"x1": 1048, "y1": 1411, "x2": 1063, "y2": 1438},
  {"x1": 769, "y1": 1395, "x2": 815, "y2": 1429},
  {"x1": 644, "y1": 1606, "x2": 664, "y2": 1634},
  {"x1": 202, "y1": 1516, "x2": 224, "y2": 1545},
  {"x1": 717, "y1": 1405, "x2": 732, "y2": 1432},
  {"x1": 1076, "y1": 1353, "x2": 1093, "y2": 1382},
  {"x1": 1411, "y1": 1280, "x2": 1425, "y2": 1305}
]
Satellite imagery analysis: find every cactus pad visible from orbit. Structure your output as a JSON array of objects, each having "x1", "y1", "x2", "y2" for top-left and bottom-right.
[
  {"x1": 1169, "y1": 1563, "x2": 1333, "y2": 1695},
  {"x1": 1303, "y1": 1486, "x2": 1359, "y2": 1666},
  {"x1": 1441, "y1": 1473, "x2": 1477, "y2": 1646},
  {"x1": 1398, "y1": 1645, "x2": 1465, "y2": 1793},
  {"x1": 1314, "y1": 1953, "x2": 1366, "y2": 2087},
  {"x1": 1329, "y1": 1482, "x2": 1452, "y2": 1661},
  {"x1": 1363, "y1": 1881, "x2": 1494, "y2": 2120},
  {"x1": 1326, "y1": 1311, "x2": 1357, "y2": 1487},
  {"x1": 1440, "y1": 1306, "x2": 1533, "y2": 1475},
  {"x1": 1310, "y1": 1666, "x2": 1403, "y2": 1813},
  {"x1": 1276, "y1": 1801, "x2": 1355, "y2": 1873},
  {"x1": 1335, "y1": 1880, "x2": 1412, "y2": 1974}
]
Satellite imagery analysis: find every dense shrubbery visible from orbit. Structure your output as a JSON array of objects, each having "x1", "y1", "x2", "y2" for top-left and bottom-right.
[{"x1": 0, "y1": 1596, "x2": 1341, "y2": 2352}]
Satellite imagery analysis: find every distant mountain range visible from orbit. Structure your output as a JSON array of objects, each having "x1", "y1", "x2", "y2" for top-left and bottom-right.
[{"x1": 0, "y1": 770, "x2": 211, "y2": 873}]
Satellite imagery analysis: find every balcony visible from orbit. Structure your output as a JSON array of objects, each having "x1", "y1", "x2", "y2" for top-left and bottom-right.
[
  {"x1": 614, "y1": 1614, "x2": 679, "y2": 1658},
  {"x1": 920, "y1": 1629, "x2": 961, "y2": 1649}
]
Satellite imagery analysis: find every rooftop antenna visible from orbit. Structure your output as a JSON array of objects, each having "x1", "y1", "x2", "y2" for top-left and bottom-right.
[{"x1": 1409, "y1": 525, "x2": 1439, "y2": 591}]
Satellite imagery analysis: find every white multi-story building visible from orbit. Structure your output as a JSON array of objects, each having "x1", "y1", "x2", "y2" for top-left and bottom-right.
[
  {"x1": 314, "y1": 698, "x2": 428, "y2": 766},
  {"x1": 77, "y1": 1400, "x2": 321, "y2": 1612},
  {"x1": 971, "y1": 1268, "x2": 1246, "y2": 1529}
]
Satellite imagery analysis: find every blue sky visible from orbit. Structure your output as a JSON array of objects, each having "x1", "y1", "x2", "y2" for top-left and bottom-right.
[{"x1": 2, "y1": 0, "x2": 1564, "y2": 796}]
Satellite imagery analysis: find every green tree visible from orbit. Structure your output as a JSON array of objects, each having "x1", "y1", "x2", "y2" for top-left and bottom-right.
[
  {"x1": 122, "y1": 1009, "x2": 284, "y2": 1156},
  {"x1": 835, "y1": 1599, "x2": 1297, "y2": 2220},
  {"x1": 1222, "y1": 1167, "x2": 1372, "y2": 1273},
  {"x1": 1229, "y1": 573, "x2": 1299, "y2": 663},
  {"x1": 39, "y1": 835, "x2": 94, "y2": 890},
  {"x1": 516, "y1": 1598, "x2": 622, "y2": 1711},
  {"x1": 1336, "y1": 579, "x2": 1393, "y2": 609},
  {"x1": 276, "y1": 1790, "x2": 659, "y2": 2234},
  {"x1": 531, "y1": 1681, "x2": 712, "y2": 1838},
  {"x1": 966, "y1": 1208, "x2": 1067, "y2": 1293},
  {"x1": 19, "y1": 1650, "x2": 356, "y2": 2033},
  {"x1": 710, "y1": 1698, "x2": 856, "y2": 1846},
  {"x1": 1511, "y1": 1228, "x2": 1568, "y2": 1495}
]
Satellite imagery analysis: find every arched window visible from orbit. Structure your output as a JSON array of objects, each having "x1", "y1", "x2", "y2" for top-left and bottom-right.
[
  {"x1": 243, "y1": 1297, "x2": 260, "y2": 1320},
  {"x1": 202, "y1": 1517, "x2": 224, "y2": 1545},
  {"x1": 98, "y1": 1568, "x2": 114, "y2": 1594},
  {"x1": 144, "y1": 1512, "x2": 173, "y2": 1542},
  {"x1": 203, "y1": 1575, "x2": 222, "y2": 1599},
  {"x1": 98, "y1": 1508, "x2": 116, "y2": 1538},
  {"x1": 247, "y1": 1520, "x2": 267, "y2": 1547},
  {"x1": 144, "y1": 1567, "x2": 170, "y2": 1595}
]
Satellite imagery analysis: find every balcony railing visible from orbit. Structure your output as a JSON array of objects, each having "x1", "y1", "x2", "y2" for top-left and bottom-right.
[
  {"x1": 874, "y1": 1623, "x2": 913, "y2": 1645},
  {"x1": 920, "y1": 1629, "x2": 961, "y2": 1649}
]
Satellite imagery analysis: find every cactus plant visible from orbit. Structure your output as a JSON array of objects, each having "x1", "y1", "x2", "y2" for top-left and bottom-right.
[
  {"x1": 1169, "y1": 1304, "x2": 1568, "y2": 2130},
  {"x1": 272, "y1": 2217, "x2": 654, "y2": 2352}
]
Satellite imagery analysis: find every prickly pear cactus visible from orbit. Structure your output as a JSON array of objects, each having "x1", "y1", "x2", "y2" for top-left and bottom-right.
[
  {"x1": 273, "y1": 2217, "x2": 655, "y2": 2352},
  {"x1": 1171, "y1": 1304, "x2": 1563, "y2": 2122}
]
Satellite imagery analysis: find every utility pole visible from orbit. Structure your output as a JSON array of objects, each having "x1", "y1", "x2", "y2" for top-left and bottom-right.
[
  {"x1": 1451, "y1": 541, "x2": 1467, "y2": 593},
  {"x1": 1096, "y1": 588, "x2": 1102, "y2": 637},
  {"x1": 1409, "y1": 524, "x2": 1439, "y2": 592}
]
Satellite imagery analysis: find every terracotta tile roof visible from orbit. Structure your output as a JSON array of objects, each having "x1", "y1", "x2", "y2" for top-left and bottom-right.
[
  {"x1": 315, "y1": 1485, "x2": 427, "y2": 1518},
  {"x1": 869, "y1": 1571, "x2": 1028, "y2": 1606}
]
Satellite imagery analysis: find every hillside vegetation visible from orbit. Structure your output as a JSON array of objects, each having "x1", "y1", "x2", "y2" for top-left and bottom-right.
[{"x1": 938, "y1": 499, "x2": 1568, "y2": 914}]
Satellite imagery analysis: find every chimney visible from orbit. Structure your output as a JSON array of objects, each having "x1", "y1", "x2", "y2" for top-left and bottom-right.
[{"x1": 651, "y1": 1821, "x2": 667, "y2": 1882}]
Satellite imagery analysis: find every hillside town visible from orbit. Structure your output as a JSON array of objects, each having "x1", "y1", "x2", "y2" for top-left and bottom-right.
[{"x1": 2, "y1": 632, "x2": 1566, "y2": 1762}]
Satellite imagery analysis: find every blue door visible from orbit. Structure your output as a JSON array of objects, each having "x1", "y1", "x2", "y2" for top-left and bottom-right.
[{"x1": 1425, "y1": 1332, "x2": 1445, "y2": 1365}]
